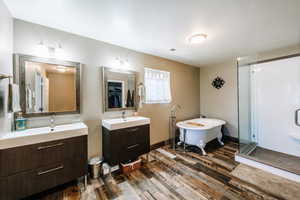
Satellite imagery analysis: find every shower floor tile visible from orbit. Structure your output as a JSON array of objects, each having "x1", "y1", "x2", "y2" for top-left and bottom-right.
[{"x1": 249, "y1": 146, "x2": 300, "y2": 175}]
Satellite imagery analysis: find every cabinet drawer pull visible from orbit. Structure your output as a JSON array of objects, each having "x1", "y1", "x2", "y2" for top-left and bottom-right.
[
  {"x1": 127, "y1": 128, "x2": 139, "y2": 132},
  {"x1": 37, "y1": 165, "x2": 64, "y2": 175},
  {"x1": 37, "y1": 143, "x2": 64, "y2": 150},
  {"x1": 128, "y1": 144, "x2": 139, "y2": 149}
]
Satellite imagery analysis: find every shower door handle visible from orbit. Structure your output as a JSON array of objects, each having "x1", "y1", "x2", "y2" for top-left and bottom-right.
[{"x1": 295, "y1": 109, "x2": 300, "y2": 126}]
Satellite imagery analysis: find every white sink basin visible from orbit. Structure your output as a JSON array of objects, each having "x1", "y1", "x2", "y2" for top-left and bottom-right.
[
  {"x1": 102, "y1": 116, "x2": 150, "y2": 130},
  {"x1": 0, "y1": 122, "x2": 88, "y2": 149}
]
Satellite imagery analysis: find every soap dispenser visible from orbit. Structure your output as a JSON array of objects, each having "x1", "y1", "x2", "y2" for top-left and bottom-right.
[{"x1": 15, "y1": 112, "x2": 27, "y2": 131}]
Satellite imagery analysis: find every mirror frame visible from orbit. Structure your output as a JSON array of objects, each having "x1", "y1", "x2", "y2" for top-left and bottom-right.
[
  {"x1": 14, "y1": 54, "x2": 81, "y2": 117},
  {"x1": 101, "y1": 67, "x2": 137, "y2": 112}
]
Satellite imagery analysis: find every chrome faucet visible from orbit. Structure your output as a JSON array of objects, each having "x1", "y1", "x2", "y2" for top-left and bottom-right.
[
  {"x1": 50, "y1": 114, "x2": 55, "y2": 131},
  {"x1": 122, "y1": 111, "x2": 126, "y2": 121}
]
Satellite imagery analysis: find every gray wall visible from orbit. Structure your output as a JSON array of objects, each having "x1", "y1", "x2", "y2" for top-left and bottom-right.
[
  {"x1": 14, "y1": 19, "x2": 200, "y2": 158},
  {"x1": 0, "y1": 0, "x2": 13, "y2": 135}
]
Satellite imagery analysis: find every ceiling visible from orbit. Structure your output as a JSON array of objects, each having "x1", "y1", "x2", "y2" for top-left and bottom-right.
[{"x1": 4, "y1": 0, "x2": 300, "y2": 67}]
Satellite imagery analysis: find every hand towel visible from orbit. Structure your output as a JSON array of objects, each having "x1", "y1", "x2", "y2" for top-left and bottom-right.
[
  {"x1": 138, "y1": 84, "x2": 145, "y2": 109},
  {"x1": 126, "y1": 90, "x2": 131, "y2": 107},
  {"x1": 8, "y1": 83, "x2": 21, "y2": 112},
  {"x1": 26, "y1": 86, "x2": 32, "y2": 110},
  {"x1": 131, "y1": 90, "x2": 135, "y2": 107}
]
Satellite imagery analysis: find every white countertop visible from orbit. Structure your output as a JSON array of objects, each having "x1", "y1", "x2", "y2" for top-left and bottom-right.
[
  {"x1": 0, "y1": 122, "x2": 88, "y2": 149},
  {"x1": 102, "y1": 116, "x2": 150, "y2": 130}
]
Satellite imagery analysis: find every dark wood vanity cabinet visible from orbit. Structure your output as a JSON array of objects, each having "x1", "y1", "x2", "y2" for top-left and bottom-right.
[
  {"x1": 0, "y1": 135, "x2": 87, "y2": 200},
  {"x1": 102, "y1": 124, "x2": 150, "y2": 166}
]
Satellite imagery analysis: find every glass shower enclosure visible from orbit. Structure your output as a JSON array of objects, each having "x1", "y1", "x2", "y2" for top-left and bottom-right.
[{"x1": 238, "y1": 54, "x2": 300, "y2": 175}]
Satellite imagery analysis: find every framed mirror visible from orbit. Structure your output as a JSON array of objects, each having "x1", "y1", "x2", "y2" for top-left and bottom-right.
[
  {"x1": 102, "y1": 67, "x2": 136, "y2": 112},
  {"x1": 14, "y1": 54, "x2": 81, "y2": 117}
]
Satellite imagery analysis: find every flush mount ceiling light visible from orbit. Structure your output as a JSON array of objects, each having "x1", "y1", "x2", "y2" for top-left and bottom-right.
[{"x1": 188, "y1": 33, "x2": 207, "y2": 44}]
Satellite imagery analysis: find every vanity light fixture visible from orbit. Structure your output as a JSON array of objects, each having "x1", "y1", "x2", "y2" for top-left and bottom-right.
[
  {"x1": 188, "y1": 33, "x2": 207, "y2": 44},
  {"x1": 113, "y1": 57, "x2": 130, "y2": 68},
  {"x1": 114, "y1": 57, "x2": 122, "y2": 67},
  {"x1": 36, "y1": 41, "x2": 48, "y2": 57},
  {"x1": 36, "y1": 41, "x2": 65, "y2": 59}
]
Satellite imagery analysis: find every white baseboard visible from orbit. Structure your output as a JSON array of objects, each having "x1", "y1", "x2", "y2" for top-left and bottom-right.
[{"x1": 235, "y1": 154, "x2": 300, "y2": 183}]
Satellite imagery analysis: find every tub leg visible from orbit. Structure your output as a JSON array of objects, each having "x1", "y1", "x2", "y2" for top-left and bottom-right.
[
  {"x1": 198, "y1": 141, "x2": 207, "y2": 156},
  {"x1": 177, "y1": 141, "x2": 182, "y2": 146},
  {"x1": 200, "y1": 147, "x2": 207, "y2": 156},
  {"x1": 217, "y1": 133, "x2": 224, "y2": 146}
]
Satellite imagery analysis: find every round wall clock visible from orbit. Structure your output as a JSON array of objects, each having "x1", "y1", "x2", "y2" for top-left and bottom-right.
[{"x1": 212, "y1": 76, "x2": 225, "y2": 89}]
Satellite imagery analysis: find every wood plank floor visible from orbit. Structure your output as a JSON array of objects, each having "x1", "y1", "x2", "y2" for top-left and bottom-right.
[{"x1": 26, "y1": 141, "x2": 294, "y2": 200}]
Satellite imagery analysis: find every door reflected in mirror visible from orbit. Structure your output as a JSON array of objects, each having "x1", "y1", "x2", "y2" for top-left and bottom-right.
[
  {"x1": 25, "y1": 61, "x2": 77, "y2": 113},
  {"x1": 102, "y1": 67, "x2": 136, "y2": 112},
  {"x1": 108, "y1": 80, "x2": 124, "y2": 109}
]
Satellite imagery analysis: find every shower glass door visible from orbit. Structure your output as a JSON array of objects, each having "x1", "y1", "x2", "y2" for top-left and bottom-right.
[{"x1": 238, "y1": 63, "x2": 257, "y2": 154}]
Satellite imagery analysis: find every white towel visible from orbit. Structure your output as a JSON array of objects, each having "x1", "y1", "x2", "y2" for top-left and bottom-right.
[
  {"x1": 138, "y1": 84, "x2": 145, "y2": 109},
  {"x1": 9, "y1": 84, "x2": 21, "y2": 112},
  {"x1": 26, "y1": 86, "x2": 32, "y2": 110}
]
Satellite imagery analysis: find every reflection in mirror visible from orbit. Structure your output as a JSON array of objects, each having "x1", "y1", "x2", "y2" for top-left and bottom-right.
[
  {"x1": 15, "y1": 54, "x2": 81, "y2": 117},
  {"x1": 102, "y1": 67, "x2": 136, "y2": 112},
  {"x1": 108, "y1": 80, "x2": 124, "y2": 108},
  {"x1": 25, "y1": 61, "x2": 77, "y2": 113}
]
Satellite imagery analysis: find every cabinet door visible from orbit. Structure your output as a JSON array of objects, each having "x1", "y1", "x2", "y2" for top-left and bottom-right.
[
  {"x1": 102, "y1": 125, "x2": 150, "y2": 165},
  {"x1": 36, "y1": 140, "x2": 64, "y2": 167},
  {"x1": 0, "y1": 144, "x2": 38, "y2": 177},
  {"x1": 1, "y1": 158, "x2": 87, "y2": 200},
  {"x1": 0, "y1": 170, "x2": 37, "y2": 200},
  {"x1": 63, "y1": 135, "x2": 87, "y2": 160},
  {"x1": 121, "y1": 125, "x2": 150, "y2": 162}
]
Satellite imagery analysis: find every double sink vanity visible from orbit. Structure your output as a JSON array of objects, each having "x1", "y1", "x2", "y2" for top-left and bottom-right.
[
  {"x1": 0, "y1": 54, "x2": 150, "y2": 199},
  {"x1": 0, "y1": 116, "x2": 150, "y2": 200}
]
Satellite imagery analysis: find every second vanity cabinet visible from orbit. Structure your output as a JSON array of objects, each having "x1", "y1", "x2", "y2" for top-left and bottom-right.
[
  {"x1": 102, "y1": 124, "x2": 150, "y2": 166},
  {"x1": 0, "y1": 135, "x2": 87, "y2": 200}
]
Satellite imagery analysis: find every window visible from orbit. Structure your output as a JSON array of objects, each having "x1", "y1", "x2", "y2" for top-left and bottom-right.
[{"x1": 144, "y1": 67, "x2": 171, "y2": 104}]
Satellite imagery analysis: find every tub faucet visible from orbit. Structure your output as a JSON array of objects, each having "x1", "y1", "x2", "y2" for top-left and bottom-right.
[
  {"x1": 171, "y1": 104, "x2": 181, "y2": 117},
  {"x1": 50, "y1": 114, "x2": 56, "y2": 131}
]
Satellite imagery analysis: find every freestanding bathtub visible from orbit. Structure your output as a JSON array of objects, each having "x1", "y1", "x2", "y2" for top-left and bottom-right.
[{"x1": 176, "y1": 118, "x2": 226, "y2": 155}]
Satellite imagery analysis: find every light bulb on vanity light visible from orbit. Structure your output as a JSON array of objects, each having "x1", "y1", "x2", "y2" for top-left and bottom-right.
[
  {"x1": 36, "y1": 41, "x2": 48, "y2": 57},
  {"x1": 112, "y1": 57, "x2": 131, "y2": 69},
  {"x1": 113, "y1": 57, "x2": 122, "y2": 68},
  {"x1": 55, "y1": 43, "x2": 64, "y2": 59},
  {"x1": 124, "y1": 59, "x2": 130, "y2": 68}
]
